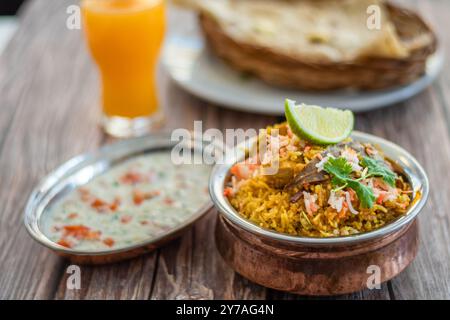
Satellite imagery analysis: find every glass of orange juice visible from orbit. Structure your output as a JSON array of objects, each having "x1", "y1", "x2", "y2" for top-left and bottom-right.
[{"x1": 81, "y1": 0, "x2": 166, "y2": 137}]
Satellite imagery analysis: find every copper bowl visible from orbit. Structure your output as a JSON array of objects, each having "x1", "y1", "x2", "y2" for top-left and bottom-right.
[{"x1": 209, "y1": 131, "x2": 429, "y2": 295}]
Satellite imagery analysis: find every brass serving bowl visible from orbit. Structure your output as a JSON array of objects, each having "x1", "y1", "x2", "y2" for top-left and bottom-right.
[{"x1": 209, "y1": 131, "x2": 429, "y2": 295}]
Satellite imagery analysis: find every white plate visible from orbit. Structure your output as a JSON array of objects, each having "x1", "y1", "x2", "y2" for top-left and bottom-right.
[{"x1": 162, "y1": 35, "x2": 444, "y2": 114}]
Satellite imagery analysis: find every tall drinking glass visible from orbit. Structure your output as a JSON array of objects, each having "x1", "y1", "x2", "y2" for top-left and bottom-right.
[{"x1": 82, "y1": 0, "x2": 166, "y2": 137}]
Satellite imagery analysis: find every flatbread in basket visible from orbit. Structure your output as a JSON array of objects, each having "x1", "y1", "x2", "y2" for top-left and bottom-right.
[{"x1": 174, "y1": 0, "x2": 437, "y2": 91}]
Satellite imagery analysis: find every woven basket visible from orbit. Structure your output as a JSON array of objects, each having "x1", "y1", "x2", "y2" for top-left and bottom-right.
[{"x1": 199, "y1": 3, "x2": 437, "y2": 91}]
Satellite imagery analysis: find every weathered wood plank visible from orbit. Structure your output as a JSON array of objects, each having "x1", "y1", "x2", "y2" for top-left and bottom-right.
[
  {"x1": 1, "y1": 0, "x2": 449, "y2": 300},
  {"x1": 267, "y1": 283, "x2": 391, "y2": 300},
  {"x1": 150, "y1": 209, "x2": 268, "y2": 300},
  {"x1": 54, "y1": 254, "x2": 158, "y2": 300},
  {"x1": 0, "y1": 0, "x2": 104, "y2": 299}
]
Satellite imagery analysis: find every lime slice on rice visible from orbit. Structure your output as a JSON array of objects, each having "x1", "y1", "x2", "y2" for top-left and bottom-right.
[{"x1": 285, "y1": 99, "x2": 354, "y2": 145}]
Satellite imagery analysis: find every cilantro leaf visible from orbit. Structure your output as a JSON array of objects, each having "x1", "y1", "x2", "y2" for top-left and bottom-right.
[
  {"x1": 323, "y1": 156, "x2": 376, "y2": 208},
  {"x1": 361, "y1": 156, "x2": 396, "y2": 187},
  {"x1": 323, "y1": 157, "x2": 352, "y2": 187},
  {"x1": 346, "y1": 180, "x2": 376, "y2": 208}
]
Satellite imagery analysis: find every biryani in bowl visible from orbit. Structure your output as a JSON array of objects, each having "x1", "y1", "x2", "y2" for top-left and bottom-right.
[
  {"x1": 210, "y1": 102, "x2": 428, "y2": 294},
  {"x1": 222, "y1": 101, "x2": 415, "y2": 238}
]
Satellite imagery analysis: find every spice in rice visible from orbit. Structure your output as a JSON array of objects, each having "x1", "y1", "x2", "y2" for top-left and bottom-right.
[{"x1": 225, "y1": 123, "x2": 412, "y2": 237}]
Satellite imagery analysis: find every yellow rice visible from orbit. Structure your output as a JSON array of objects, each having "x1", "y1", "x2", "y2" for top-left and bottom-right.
[{"x1": 226, "y1": 123, "x2": 412, "y2": 237}]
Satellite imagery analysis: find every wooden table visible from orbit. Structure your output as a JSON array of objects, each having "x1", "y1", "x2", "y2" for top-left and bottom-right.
[{"x1": 1, "y1": 0, "x2": 449, "y2": 300}]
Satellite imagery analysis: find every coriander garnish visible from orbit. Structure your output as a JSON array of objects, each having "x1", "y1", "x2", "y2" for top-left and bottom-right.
[{"x1": 322, "y1": 156, "x2": 397, "y2": 208}]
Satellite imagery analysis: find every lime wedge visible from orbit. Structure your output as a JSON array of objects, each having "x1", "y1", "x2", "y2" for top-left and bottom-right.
[{"x1": 285, "y1": 99, "x2": 354, "y2": 145}]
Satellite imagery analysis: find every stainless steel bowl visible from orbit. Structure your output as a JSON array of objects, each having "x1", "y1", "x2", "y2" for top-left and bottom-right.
[
  {"x1": 24, "y1": 132, "x2": 214, "y2": 264},
  {"x1": 209, "y1": 131, "x2": 429, "y2": 246}
]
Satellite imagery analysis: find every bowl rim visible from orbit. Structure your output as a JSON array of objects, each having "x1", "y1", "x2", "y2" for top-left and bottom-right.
[
  {"x1": 209, "y1": 130, "x2": 429, "y2": 246},
  {"x1": 23, "y1": 132, "x2": 214, "y2": 257}
]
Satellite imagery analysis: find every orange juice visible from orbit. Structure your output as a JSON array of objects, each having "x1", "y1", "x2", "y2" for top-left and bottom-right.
[{"x1": 82, "y1": 0, "x2": 165, "y2": 124}]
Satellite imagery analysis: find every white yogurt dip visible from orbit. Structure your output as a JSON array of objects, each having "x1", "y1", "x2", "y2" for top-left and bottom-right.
[{"x1": 42, "y1": 151, "x2": 211, "y2": 251}]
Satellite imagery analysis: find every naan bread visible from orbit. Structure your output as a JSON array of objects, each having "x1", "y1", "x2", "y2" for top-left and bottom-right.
[
  {"x1": 177, "y1": 0, "x2": 415, "y2": 62},
  {"x1": 174, "y1": 0, "x2": 436, "y2": 90}
]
